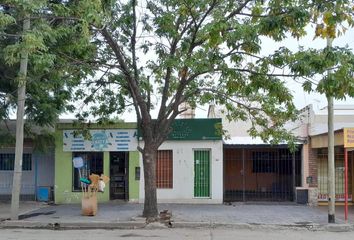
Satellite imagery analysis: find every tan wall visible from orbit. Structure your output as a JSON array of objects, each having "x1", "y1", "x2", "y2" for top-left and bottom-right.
[
  {"x1": 311, "y1": 131, "x2": 344, "y2": 148},
  {"x1": 313, "y1": 114, "x2": 354, "y2": 124}
]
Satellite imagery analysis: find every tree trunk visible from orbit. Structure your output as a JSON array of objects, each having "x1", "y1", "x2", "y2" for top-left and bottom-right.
[{"x1": 142, "y1": 143, "x2": 158, "y2": 218}]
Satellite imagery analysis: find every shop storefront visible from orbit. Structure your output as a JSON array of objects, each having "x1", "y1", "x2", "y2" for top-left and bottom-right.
[
  {"x1": 54, "y1": 122, "x2": 140, "y2": 204},
  {"x1": 55, "y1": 119, "x2": 223, "y2": 204},
  {"x1": 317, "y1": 147, "x2": 353, "y2": 202},
  {"x1": 311, "y1": 128, "x2": 354, "y2": 204}
]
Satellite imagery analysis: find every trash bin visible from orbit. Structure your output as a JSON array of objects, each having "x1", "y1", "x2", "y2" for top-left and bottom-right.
[{"x1": 37, "y1": 186, "x2": 50, "y2": 202}]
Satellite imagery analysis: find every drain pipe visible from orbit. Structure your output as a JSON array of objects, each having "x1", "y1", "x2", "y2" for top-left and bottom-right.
[{"x1": 292, "y1": 152, "x2": 296, "y2": 202}]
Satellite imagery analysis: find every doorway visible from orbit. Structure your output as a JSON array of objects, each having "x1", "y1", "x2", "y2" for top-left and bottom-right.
[
  {"x1": 110, "y1": 152, "x2": 128, "y2": 200},
  {"x1": 194, "y1": 150, "x2": 211, "y2": 198}
]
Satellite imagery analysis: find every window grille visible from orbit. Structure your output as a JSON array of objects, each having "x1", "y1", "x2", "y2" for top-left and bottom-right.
[
  {"x1": 156, "y1": 150, "x2": 173, "y2": 188},
  {"x1": 0, "y1": 153, "x2": 32, "y2": 171}
]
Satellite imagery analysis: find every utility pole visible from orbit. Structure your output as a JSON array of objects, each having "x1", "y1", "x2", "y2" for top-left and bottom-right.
[
  {"x1": 326, "y1": 36, "x2": 335, "y2": 224},
  {"x1": 11, "y1": 15, "x2": 30, "y2": 220}
]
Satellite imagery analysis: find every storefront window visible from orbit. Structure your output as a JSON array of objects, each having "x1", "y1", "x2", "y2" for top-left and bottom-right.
[
  {"x1": 72, "y1": 152, "x2": 103, "y2": 191},
  {"x1": 317, "y1": 147, "x2": 353, "y2": 201}
]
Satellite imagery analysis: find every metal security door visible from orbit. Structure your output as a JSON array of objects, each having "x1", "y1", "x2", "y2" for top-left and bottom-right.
[
  {"x1": 194, "y1": 150, "x2": 210, "y2": 197},
  {"x1": 110, "y1": 152, "x2": 128, "y2": 200},
  {"x1": 224, "y1": 147, "x2": 301, "y2": 202}
]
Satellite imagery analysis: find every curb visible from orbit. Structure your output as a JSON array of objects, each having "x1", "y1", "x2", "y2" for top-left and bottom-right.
[
  {"x1": 173, "y1": 221, "x2": 354, "y2": 232},
  {"x1": 322, "y1": 224, "x2": 353, "y2": 232},
  {"x1": 0, "y1": 221, "x2": 147, "y2": 230},
  {"x1": 0, "y1": 220, "x2": 353, "y2": 232}
]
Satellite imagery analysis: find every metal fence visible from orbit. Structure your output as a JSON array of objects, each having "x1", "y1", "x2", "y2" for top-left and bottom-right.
[{"x1": 224, "y1": 146, "x2": 301, "y2": 202}]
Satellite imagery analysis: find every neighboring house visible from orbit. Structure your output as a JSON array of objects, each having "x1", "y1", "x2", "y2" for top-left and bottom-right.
[
  {"x1": 0, "y1": 120, "x2": 55, "y2": 201},
  {"x1": 222, "y1": 138, "x2": 302, "y2": 202},
  {"x1": 208, "y1": 105, "x2": 304, "y2": 202},
  {"x1": 300, "y1": 105, "x2": 354, "y2": 205},
  {"x1": 213, "y1": 102, "x2": 354, "y2": 205},
  {"x1": 138, "y1": 118, "x2": 223, "y2": 204},
  {"x1": 54, "y1": 118, "x2": 223, "y2": 204}
]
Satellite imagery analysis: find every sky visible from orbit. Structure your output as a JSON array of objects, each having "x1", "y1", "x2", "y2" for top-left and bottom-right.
[
  {"x1": 62, "y1": 25, "x2": 354, "y2": 122},
  {"x1": 262, "y1": 26, "x2": 354, "y2": 112}
]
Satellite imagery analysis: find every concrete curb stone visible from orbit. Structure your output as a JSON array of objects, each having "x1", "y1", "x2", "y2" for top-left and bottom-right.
[
  {"x1": 0, "y1": 221, "x2": 147, "y2": 230},
  {"x1": 172, "y1": 221, "x2": 212, "y2": 229},
  {"x1": 322, "y1": 224, "x2": 353, "y2": 232},
  {"x1": 0, "y1": 220, "x2": 353, "y2": 232}
]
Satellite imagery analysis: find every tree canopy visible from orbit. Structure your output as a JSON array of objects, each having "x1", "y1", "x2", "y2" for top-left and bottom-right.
[
  {"x1": 0, "y1": 0, "x2": 96, "y2": 127},
  {"x1": 290, "y1": 0, "x2": 354, "y2": 98},
  {"x1": 1, "y1": 0, "x2": 354, "y2": 218},
  {"x1": 70, "y1": 0, "x2": 315, "y2": 145},
  {"x1": 65, "y1": 0, "x2": 314, "y2": 217}
]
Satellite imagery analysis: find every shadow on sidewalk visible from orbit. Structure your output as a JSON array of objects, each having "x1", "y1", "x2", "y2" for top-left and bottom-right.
[{"x1": 19, "y1": 210, "x2": 56, "y2": 220}]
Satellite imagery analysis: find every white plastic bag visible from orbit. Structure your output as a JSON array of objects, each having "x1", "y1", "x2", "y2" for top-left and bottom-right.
[{"x1": 98, "y1": 180, "x2": 105, "y2": 192}]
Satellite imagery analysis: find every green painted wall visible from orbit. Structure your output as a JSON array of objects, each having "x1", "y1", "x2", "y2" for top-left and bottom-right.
[
  {"x1": 54, "y1": 129, "x2": 110, "y2": 204},
  {"x1": 138, "y1": 118, "x2": 222, "y2": 141},
  {"x1": 129, "y1": 151, "x2": 140, "y2": 201},
  {"x1": 101, "y1": 152, "x2": 110, "y2": 201},
  {"x1": 55, "y1": 130, "x2": 77, "y2": 204}
]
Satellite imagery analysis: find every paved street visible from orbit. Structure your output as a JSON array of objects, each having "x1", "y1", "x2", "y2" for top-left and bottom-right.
[{"x1": 1, "y1": 228, "x2": 353, "y2": 240}]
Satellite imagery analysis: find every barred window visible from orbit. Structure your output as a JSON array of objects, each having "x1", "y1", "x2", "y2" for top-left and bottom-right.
[
  {"x1": 0, "y1": 153, "x2": 32, "y2": 171},
  {"x1": 317, "y1": 147, "x2": 353, "y2": 200},
  {"x1": 252, "y1": 151, "x2": 294, "y2": 174},
  {"x1": 156, "y1": 150, "x2": 173, "y2": 188},
  {"x1": 252, "y1": 152, "x2": 277, "y2": 173},
  {"x1": 72, "y1": 152, "x2": 103, "y2": 191}
]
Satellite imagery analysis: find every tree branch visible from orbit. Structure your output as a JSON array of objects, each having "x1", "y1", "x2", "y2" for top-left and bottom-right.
[
  {"x1": 100, "y1": 27, "x2": 145, "y2": 122},
  {"x1": 226, "y1": 0, "x2": 252, "y2": 20},
  {"x1": 187, "y1": 67, "x2": 302, "y2": 80},
  {"x1": 236, "y1": 11, "x2": 290, "y2": 18},
  {"x1": 157, "y1": 14, "x2": 185, "y2": 121},
  {"x1": 131, "y1": 0, "x2": 138, "y2": 81},
  {"x1": 163, "y1": 2, "x2": 218, "y2": 120},
  {"x1": 0, "y1": 33, "x2": 21, "y2": 38}
]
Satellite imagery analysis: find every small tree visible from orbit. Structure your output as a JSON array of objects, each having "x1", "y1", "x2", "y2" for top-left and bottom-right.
[{"x1": 0, "y1": 0, "x2": 97, "y2": 219}]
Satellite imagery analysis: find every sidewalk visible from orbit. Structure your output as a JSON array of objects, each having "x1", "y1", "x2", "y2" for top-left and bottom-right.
[
  {"x1": 0, "y1": 201, "x2": 353, "y2": 231},
  {"x1": 0, "y1": 201, "x2": 47, "y2": 221}
]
